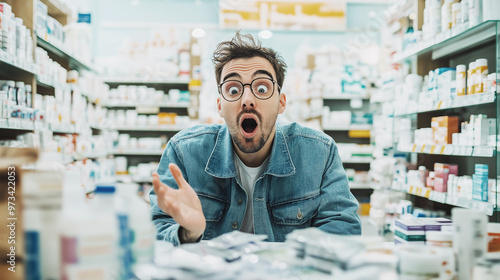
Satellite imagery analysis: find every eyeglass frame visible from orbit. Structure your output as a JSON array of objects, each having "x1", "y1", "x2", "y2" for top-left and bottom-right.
[{"x1": 218, "y1": 77, "x2": 281, "y2": 102}]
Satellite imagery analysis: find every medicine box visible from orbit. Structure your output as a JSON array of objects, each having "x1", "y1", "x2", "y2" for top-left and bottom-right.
[
  {"x1": 431, "y1": 116, "x2": 459, "y2": 144},
  {"x1": 434, "y1": 163, "x2": 458, "y2": 192}
]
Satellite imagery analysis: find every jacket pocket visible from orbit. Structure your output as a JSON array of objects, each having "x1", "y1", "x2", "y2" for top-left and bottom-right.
[
  {"x1": 271, "y1": 194, "x2": 319, "y2": 226},
  {"x1": 198, "y1": 193, "x2": 226, "y2": 222}
]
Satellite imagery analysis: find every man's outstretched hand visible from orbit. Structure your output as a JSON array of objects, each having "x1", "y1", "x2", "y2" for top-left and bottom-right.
[{"x1": 152, "y1": 163, "x2": 206, "y2": 243}]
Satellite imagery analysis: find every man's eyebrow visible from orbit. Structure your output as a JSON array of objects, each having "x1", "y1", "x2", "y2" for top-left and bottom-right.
[
  {"x1": 221, "y1": 73, "x2": 241, "y2": 82},
  {"x1": 252, "y1": 70, "x2": 273, "y2": 79}
]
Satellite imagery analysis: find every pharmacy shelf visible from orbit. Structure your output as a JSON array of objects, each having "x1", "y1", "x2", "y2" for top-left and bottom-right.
[
  {"x1": 85, "y1": 152, "x2": 111, "y2": 159},
  {"x1": 0, "y1": 50, "x2": 37, "y2": 75},
  {"x1": 102, "y1": 101, "x2": 190, "y2": 108},
  {"x1": 112, "y1": 124, "x2": 191, "y2": 132},
  {"x1": 391, "y1": 184, "x2": 496, "y2": 216},
  {"x1": 51, "y1": 126, "x2": 81, "y2": 134},
  {"x1": 305, "y1": 111, "x2": 322, "y2": 120},
  {"x1": 0, "y1": 120, "x2": 35, "y2": 131},
  {"x1": 394, "y1": 92, "x2": 496, "y2": 117},
  {"x1": 398, "y1": 144, "x2": 496, "y2": 157},
  {"x1": 102, "y1": 77, "x2": 190, "y2": 85},
  {"x1": 40, "y1": 0, "x2": 73, "y2": 17},
  {"x1": 36, "y1": 34, "x2": 94, "y2": 72},
  {"x1": 323, "y1": 94, "x2": 370, "y2": 100},
  {"x1": 115, "y1": 174, "x2": 153, "y2": 184},
  {"x1": 322, "y1": 124, "x2": 372, "y2": 131},
  {"x1": 36, "y1": 76, "x2": 69, "y2": 90},
  {"x1": 112, "y1": 149, "x2": 164, "y2": 156},
  {"x1": 393, "y1": 21, "x2": 498, "y2": 63},
  {"x1": 349, "y1": 182, "x2": 372, "y2": 189},
  {"x1": 342, "y1": 157, "x2": 372, "y2": 164}
]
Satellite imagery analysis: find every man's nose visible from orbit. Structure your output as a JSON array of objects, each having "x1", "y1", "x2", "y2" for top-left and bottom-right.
[{"x1": 240, "y1": 85, "x2": 255, "y2": 108}]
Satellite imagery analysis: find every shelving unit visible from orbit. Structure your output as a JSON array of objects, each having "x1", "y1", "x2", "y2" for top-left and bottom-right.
[
  {"x1": 319, "y1": 91, "x2": 375, "y2": 198},
  {"x1": 384, "y1": 20, "x2": 500, "y2": 221},
  {"x1": 36, "y1": 34, "x2": 94, "y2": 72},
  {"x1": 103, "y1": 78, "x2": 192, "y2": 170},
  {"x1": 391, "y1": 183, "x2": 497, "y2": 216}
]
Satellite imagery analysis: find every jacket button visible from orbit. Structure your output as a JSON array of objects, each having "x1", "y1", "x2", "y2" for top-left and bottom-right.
[
  {"x1": 232, "y1": 222, "x2": 238, "y2": 229},
  {"x1": 297, "y1": 209, "x2": 304, "y2": 220},
  {"x1": 238, "y1": 198, "x2": 243, "y2": 205}
]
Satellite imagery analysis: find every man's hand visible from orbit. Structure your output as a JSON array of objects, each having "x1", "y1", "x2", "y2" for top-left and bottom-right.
[{"x1": 152, "y1": 163, "x2": 206, "y2": 243}]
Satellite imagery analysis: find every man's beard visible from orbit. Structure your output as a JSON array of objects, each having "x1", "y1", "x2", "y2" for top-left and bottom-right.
[{"x1": 229, "y1": 109, "x2": 276, "y2": 154}]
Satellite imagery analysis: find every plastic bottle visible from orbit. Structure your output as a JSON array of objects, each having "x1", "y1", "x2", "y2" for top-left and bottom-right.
[
  {"x1": 461, "y1": 0, "x2": 469, "y2": 24},
  {"x1": 475, "y1": 58, "x2": 488, "y2": 94},
  {"x1": 467, "y1": 62, "x2": 476, "y2": 94},
  {"x1": 23, "y1": 207, "x2": 42, "y2": 280},
  {"x1": 456, "y1": 64, "x2": 466, "y2": 96},
  {"x1": 60, "y1": 180, "x2": 119, "y2": 280},
  {"x1": 441, "y1": 0, "x2": 454, "y2": 32},
  {"x1": 15, "y1": 81, "x2": 25, "y2": 107},
  {"x1": 116, "y1": 183, "x2": 155, "y2": 270},
  {"x1": 451, "y1": 3, "x2": 461, "y2": 28},
  {"x1": 25, "y1": 84, "x2": 32, "y2": 108},
  {"x1": 469, "y1": 0, "x2": 483, "y2": 28}
]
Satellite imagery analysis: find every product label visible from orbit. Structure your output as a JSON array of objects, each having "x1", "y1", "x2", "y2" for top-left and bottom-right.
[
  {"x1": 488, "y1": 232, "x2": 500, "y2": 252},
  {"x1": 25, "y1": 231, "x2": 40, "y2": 280},
  {"x1": 61, "y1": 235, "x2": 117, "y2": 280}
]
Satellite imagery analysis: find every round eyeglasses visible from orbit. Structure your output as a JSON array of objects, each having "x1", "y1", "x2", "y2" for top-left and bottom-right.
[{"x1": 218, "y1": 77, "x2": 279, "y2": 102}]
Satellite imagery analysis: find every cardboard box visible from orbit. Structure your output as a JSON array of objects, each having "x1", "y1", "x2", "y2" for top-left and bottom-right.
[
  {"x1": 431, "y1": 116, "x2": 459, "y2": 144},
  {"x1": 434, "y1": 163, "x2": 458, "y2": 192},
  {"x1": 0, "y1": 148, "x2": 38, "y2": 280}
]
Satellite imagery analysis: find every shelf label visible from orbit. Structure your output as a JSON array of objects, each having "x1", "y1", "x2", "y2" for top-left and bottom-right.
[
  {"x1": 443, "y1": 145, "x2": 453, "y2": 155},
  {"x1": 436, "y1": 101, "x2": 443, "y2": 110},
  {"x1": 137, "y1": 106, "x2": 160, "y2": 114},
  {"x1": 424, "y1": 188, "x2": 432, "y2": 198},
  {"x1": 430, "y1": 145, "x2": 436, "y2": 154},
  {"x1": 411, "y1": 144, "x2": 417, "y2": 152},
  {"x1": 420, "y1": 145, "x2": 426, "y2": 153},
  {"x1": 472, "y1": 146, "x2": 494, "y2": 157},
  {"x1": 423, "y1": 145, "x2": 432, "y2": 154}
]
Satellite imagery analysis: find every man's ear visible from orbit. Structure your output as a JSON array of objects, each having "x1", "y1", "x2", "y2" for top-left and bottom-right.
[
  {"x1": 278, "y1": 92, "x2": 286, "y2": 114},
  {"x1": 217, "y1": 96, "x2": 223, "y2": 117}
]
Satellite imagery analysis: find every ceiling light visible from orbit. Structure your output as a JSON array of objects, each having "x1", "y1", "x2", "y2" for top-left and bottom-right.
[
  {"x1": 258, "y1": 30, "x2": 273, "y2": 40},
  {"x1": 192, "y1": 28, "x2": 206, "y2": 38}
]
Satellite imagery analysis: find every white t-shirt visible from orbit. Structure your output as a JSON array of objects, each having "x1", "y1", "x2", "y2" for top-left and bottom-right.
[{"x1": 233, "y1": 153, "x2": 269, "y2": 234}]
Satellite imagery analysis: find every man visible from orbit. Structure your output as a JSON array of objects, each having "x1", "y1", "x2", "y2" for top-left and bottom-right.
[{"x1": 150, "y1": 32, "x2": 361, "y2": 245}]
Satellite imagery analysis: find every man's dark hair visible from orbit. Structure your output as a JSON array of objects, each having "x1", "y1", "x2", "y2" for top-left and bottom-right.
[{"x1": 212, "y1": 31, "x2": 287, "y2": 91}]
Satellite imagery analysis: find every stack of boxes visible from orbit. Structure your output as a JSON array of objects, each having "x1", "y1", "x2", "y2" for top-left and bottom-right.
[
  {"x1": 472, "y1": 164, "x2": 489, "y2": 202},
  {"x1": 395, "y1": 217, "x2": 452, "y2": 245},
  {"x1": 434, "y1": 163, "x2": 458, "y2": 193}
]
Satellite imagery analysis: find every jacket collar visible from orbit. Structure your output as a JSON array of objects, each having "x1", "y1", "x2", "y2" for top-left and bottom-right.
[{"x1": 205, "y1": 124, "x2": 296, "y2": 178}]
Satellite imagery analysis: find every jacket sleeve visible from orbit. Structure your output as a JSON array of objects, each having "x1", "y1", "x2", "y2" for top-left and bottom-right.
[
  {"x1": 314, "y1": 141, "x2": 362, "y2": 235},
  {"x1": 149, "y1": 140, "x2": 185, "y2": 246}
]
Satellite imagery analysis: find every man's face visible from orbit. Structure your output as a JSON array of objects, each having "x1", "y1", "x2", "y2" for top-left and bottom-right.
[{"x1": 217, "y1": 56, "x2": 286, "y2": 154}]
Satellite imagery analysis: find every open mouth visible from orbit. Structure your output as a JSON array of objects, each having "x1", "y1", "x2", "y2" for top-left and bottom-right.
[{"x1": 241, "y1": 117, "x2": 258, "y2": 136}]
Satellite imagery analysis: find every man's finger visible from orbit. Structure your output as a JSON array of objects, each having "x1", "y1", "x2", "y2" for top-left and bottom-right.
[
  {"x1": 152, "y1": 172, "x2": 173, "y2": 197},
  {"x1": 169, "y1": 163, "x2": 188, "y2": 189}
]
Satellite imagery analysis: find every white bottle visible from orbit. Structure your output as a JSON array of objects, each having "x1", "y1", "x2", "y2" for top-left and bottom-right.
[
  {"x1": 60, "y1": 181, "x2": 119, "y2": 280},
  {"x1": 23, "y1": 207, "x2": 42, "y2": 280},
  {"x1": 467, "y1": 62, "x2": 477, "y2": 95},
  {"x1": 441, "y1": 0, "x2": 454, "y2": 32},
  {"x1": 469, "y1": 0, "x2": 483, "y2": 28},
  {"x1": 461, "y1": 0, "x2": 469, "y2": 24},
  {"x1": 475, "y1": 58, "x2": 488, "y2": 94},
  {"x1": 456, "y1": 64, "x2": 466, "y2": 96},
  {"x1": 483, "y1": 0, "x2": 500, "y2": 21},
  {"x1": 116, "y1": 183, "x2": 155, "y2": 268},
  {"x1": 452, "y1": 208, "x2": 488, "y2": 280}
]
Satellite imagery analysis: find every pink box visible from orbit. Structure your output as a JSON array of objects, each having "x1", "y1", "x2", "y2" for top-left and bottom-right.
[{"x1": 434, "y1": 163, "x2": 458, "y2": 192}]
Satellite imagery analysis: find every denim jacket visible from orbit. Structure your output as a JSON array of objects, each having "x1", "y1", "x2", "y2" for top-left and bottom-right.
[{"x1": 150, "y1": 122, "x2": 361, "y2": 245}]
